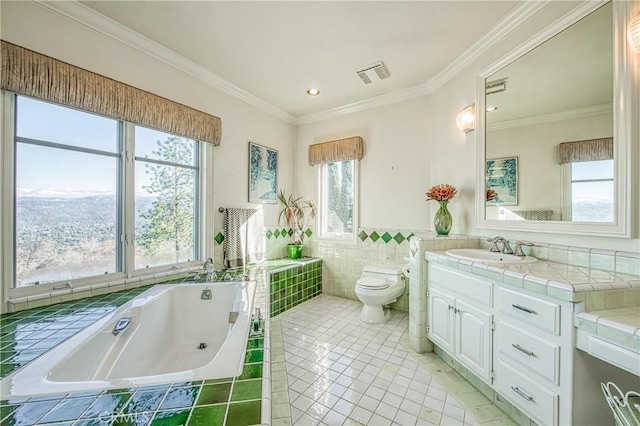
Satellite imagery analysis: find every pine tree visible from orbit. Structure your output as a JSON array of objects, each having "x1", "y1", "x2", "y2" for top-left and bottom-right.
[{"x1": 138, "y1": 137, "x2": 195, "y2": 262}]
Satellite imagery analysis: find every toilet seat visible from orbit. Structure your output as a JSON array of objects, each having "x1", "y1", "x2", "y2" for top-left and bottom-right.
[{"x1": 356, "y1": 277, "x2": 389, "y2": 290}]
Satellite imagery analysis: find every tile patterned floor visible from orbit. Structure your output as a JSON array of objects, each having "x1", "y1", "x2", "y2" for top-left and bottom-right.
[{"x1": 271, "y1": 296, "x2": 516, "y2": 426}]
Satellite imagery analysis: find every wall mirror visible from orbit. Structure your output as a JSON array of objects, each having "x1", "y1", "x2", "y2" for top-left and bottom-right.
[{"x1": 475, "y1": 0, "x2": 637, "y2": 237}]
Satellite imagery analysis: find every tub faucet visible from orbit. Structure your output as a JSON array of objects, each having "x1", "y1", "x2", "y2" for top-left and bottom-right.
[
  {"x1": 203, "y1": 258, "x2": 214, "y2": 270},
  {"x1": 201, "y1": 288, "x2": 212, "y2": 300}
]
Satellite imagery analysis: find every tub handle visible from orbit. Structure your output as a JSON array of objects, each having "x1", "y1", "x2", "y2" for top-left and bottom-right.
[{"x1": 112, "y1": 317, "x2": 132, "y2": 336}]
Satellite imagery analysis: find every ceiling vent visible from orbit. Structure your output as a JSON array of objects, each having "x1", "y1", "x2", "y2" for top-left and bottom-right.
[
  {"x1": 356, "y1": 61, "x2": 391, "y2": 84},
  {"x1": 486, "y1": 77, "x2": 508, "y2": 95}
]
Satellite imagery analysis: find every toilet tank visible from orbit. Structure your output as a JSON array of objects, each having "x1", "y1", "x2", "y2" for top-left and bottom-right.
[{"x1": 361, "y1": 266, "x2": 401, "y2": 280}]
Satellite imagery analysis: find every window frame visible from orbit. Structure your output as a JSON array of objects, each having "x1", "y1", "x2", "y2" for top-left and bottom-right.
[
  {"x1": 1, "y1": 92, "x2": 213, "y2": 300},
  {"x1": 562, "y1": 160, "x2": 615, "y2": 222},
  {"x1": 316, "y1": 159, "x2": 359, "y2": 242}
]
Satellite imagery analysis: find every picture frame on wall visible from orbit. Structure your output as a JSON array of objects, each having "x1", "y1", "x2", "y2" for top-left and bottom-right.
[
  {"x1": 486, "y1": 156, "x2": 518, "y2": 206},
  {"x1": 248, "y1": 142, "x2": 278, "y2": 204}
]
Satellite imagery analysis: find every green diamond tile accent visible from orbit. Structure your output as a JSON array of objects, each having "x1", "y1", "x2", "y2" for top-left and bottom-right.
[
  {"x1": 394, "y1": 232, "x2": 405, "y2": 244},
  {"x1": 381, "y1": 232, "x2": 393, "y2": 243},
  {"x1": 281, "y1": 228, "x2": 287, "y2": 237},
  {"x1": 358, "y1": 231, "x2": 368, "y2": 241},
  {"x1": 273, "y1": 229, "x2": 280, "y2": 238},
  {"x1": 407, "y1": 232, "x2": 415, "y2": 241},
  {"x1": 214, "y1": 232, "x2": 224, "y2": 245},
  {"x1": 369, "y1": 231, "x2": 380, "y2": 242},
  {"x1": 265, "y1": 229, "x2": 273, "y2": 239},
  {"x1": 287, "y1": 228, "x2": 294, "y2": 237},
  {"x1": 305, "y1": 228, "x2": 312, "y2": 238}
]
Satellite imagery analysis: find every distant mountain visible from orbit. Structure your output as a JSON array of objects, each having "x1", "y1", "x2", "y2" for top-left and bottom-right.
[{"x1": 17, "y1": 188, "x2": 116, "y2": 198}]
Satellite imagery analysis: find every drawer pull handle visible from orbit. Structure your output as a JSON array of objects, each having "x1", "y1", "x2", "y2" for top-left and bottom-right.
[
  {"x1": 512, "y1": 343, "x2": 535, "y2": 357},
  {"x1": 512, "y1": 304, "x2": 535, "y2": 314},
  {"x1": 511, "y1": 386, "x2": 534, "y2": 402}
]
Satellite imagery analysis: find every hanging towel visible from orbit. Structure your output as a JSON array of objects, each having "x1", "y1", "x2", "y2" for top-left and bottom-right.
[{"x1": 223, "y1": 208, "x2": 265, "y2": 268}]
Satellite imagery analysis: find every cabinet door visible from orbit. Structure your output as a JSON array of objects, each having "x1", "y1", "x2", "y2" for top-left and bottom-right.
[
  {"x1": 428, "y1": 288, "x2": 455, "y2": 354},
  {"x1": 455, "y1": 299, "x2": 492, "y2": 383}
]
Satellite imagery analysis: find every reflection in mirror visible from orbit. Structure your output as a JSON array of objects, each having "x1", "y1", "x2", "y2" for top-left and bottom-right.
[{"x1": 484, "y1": 2, "x2": 613, "y2": 222}]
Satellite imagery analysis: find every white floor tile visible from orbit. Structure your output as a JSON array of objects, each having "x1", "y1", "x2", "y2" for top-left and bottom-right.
[{"x1": 277, "y1": 296, "x2": 505, "y2": 426}]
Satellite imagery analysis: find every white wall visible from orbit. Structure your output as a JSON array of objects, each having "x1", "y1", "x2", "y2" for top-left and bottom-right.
[
  {"x1": 296, "y1": 96, "x2": 432, "y2": 231},
  {"x1": 485, "y1": 111, "x2": 612, "y2": 220},
  {"x1": 0, "y1": 1, "x2": 296, "y2": 232}
]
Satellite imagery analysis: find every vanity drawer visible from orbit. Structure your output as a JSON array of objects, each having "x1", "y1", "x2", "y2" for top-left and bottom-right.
[
  {"x1": 497, "y1": 287, "x2": 560, "y2": 335},
  {"x1": 496, "y1": 360, "x2": 558, "y2": 426},
  {"x1": 429, "y1": 264, "x2": 492, "y2": 306},
  {"x1": 497, "y1": 320, "x2": 560, "y2": 385}
]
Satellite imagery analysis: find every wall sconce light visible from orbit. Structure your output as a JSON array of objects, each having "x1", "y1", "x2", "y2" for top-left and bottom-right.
[
  {"x1": 456, "y1": 104, "x2": 475, "y2": 134},
  {"x1": 628, "y1": 14, "x2": 640, "y2": 54}
]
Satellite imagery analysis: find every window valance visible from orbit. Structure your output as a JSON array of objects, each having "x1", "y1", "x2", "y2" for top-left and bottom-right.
[
  {"x1": 557, "y1": 137, "x2": 613, "y2": 164},
  {"x1": 308, "y1": 136, "x2": 364, "y2": 166},
  {"x1": 1, "y1": 40, "x2": 222, "y2": 145}
]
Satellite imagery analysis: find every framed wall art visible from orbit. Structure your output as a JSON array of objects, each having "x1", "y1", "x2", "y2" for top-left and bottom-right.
[
  {"x1": 249, "y1": 142, "x2": 278, "y2": 204},
  {"x1": 486, "y1": 156, "x2": 518, "y2": 206}
]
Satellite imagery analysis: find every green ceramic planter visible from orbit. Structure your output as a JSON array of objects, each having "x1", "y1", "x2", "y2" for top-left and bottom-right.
[{"x1": 287, "y1": 244, "x2": 303, "y2": 259}]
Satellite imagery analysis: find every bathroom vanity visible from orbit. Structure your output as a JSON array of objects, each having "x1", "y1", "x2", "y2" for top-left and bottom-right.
[{"x1": 424, "y1": 250, "x2": 639, "y2": 426}]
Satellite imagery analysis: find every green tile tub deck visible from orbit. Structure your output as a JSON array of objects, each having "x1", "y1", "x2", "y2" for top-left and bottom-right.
[
  {"x1": 269, "y1": 259, "x2": 323, "y2": 317},
  {"x1": 0, "y1": 279, "x2": 270, "y2": 425}
]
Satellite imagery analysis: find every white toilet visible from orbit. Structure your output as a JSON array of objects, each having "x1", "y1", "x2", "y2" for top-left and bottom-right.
[{"x1": 355, "y1": 266, "x2": 406, "y2": 324}]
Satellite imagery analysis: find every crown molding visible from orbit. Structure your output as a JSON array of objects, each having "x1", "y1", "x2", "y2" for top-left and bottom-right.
[
  {"x1": 34, "y1": 0, "x2": 552, "y2": 127},
  {"x1": 487, "y1": 103, "x2": 613, "y2": 131},
  {"x1": 34, "y1": 0, "x2": 297, "y2": 125}
]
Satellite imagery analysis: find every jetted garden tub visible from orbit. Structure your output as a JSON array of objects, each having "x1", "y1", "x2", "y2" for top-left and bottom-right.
[{"x1": 1, "y1": 281, "x2": 256, "y2": 398}]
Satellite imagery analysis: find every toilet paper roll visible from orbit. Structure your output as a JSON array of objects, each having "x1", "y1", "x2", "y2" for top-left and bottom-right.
[{"x1": 402, "y1": 263, "x2": 411, "y2": 278}]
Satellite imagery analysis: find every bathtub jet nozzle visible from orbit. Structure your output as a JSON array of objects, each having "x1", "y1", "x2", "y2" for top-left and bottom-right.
[
  {"x1": 112, "y1": 317, "x2": 132, "y2": 336},
  {"x1": 197, "y1": 343, "x2": 207, "y2": 350}
]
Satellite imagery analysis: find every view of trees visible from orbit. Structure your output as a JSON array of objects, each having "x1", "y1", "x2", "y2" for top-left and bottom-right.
[
  {"x1": 325, "y1": 160, "x2": 354, "y2": 233},
  {"x1": 137, "y1": 136, "x2": 196, "y2": 265},
  {"x1": 15, "y1": 136, "x2": 197, "y2": 287}
]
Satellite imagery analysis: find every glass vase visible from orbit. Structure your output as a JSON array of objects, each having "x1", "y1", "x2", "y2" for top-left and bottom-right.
[{"x1": 434, "y1": 201, "x2": 452, "y2": 236}]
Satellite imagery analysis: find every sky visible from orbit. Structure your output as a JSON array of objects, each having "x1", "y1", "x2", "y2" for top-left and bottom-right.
[{"x1": 15, "y1": 95, "x2": 195, "y2": 197}]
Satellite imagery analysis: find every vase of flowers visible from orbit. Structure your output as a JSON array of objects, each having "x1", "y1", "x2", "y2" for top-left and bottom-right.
[
  {"x1": 426, "y1": 184, "x2": 457, "y2": 236},
  {"x1": 486, "y1": 188, "x2": 499, "y2": 202}
]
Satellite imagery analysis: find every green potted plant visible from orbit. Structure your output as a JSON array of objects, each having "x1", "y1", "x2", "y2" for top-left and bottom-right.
[{"x1": 277, "y1": 189, "x2": 316, "y2": 259}]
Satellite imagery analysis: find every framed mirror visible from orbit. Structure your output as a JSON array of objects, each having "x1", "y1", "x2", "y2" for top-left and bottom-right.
[{"x1": 475, "y1": 0, "x2": 638, "y2": 237}]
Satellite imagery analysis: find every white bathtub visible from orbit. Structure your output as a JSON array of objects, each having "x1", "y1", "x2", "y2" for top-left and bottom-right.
[{"x1": 1, "y1": 281, "x2": 256, "y2": 398}]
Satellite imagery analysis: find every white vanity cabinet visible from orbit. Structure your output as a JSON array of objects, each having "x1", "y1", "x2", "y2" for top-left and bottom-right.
[
  {"x1": 427, "y1": 265, "x2": 493, "y2": 383},
  {"x1": 426, "y1": 260, "x2": 637, "y2": 426}
]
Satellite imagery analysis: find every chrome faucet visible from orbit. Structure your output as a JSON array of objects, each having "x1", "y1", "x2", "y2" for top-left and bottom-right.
[
  {"x1": 203, "y1": 258, "x2": 214, "y2": 270},
  {"x1": 201, "y1": 288, "x2": 212, "y2": 300},
  {"x1": 487, "y1": 236, "x2": 514, "y2": 254},
  {"x1": 514, "y1": 241, "x2": 534, "y2": 257}
]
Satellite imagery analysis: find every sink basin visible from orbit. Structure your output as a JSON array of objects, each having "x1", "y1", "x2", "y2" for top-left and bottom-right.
[{"x1": 444, "y1": 249, "x2": 537, "y2": 265}]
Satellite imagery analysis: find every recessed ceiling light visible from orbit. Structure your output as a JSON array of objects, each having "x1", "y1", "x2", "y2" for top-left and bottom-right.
[
  {"x1": 486, "y1": 106, "x2": 498, "y2": 112},
  {"x1": 307, "y1": 88, "x2": 320, "y2": 96}
]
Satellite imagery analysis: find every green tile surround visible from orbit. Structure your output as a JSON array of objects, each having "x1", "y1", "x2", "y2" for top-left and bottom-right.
[
  {"x1": 270, "y1": 259, "x2": 322, "y2": 317},
  {"x1": 0, "y1": 280, "x2": 268, "y2": 425}
]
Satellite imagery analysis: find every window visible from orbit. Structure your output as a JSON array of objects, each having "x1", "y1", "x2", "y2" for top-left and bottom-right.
[
  {"x1": 317, "y1": 160, "x2": 357, "y2": 239},
  {"x1": 15, "y1": 97, "x2": 121, "y2": 287},
  {"x1": 8, "y1": 94, "x2": 207, "y2": 290},
  {"x1": 565, "y1": 159, "x2": 614, "y2": 222},
  {"x1": 134, "y1": 126, "x2": 199, "y2": 268}
]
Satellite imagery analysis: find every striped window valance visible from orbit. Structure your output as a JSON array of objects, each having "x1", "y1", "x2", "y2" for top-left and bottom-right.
[
  {"x1": 557, "y1": 137, "x2": 613, "y2": 164},
  {"x1": 1, "y1": 40, "x2": 221, "y2": 145},
  {"x1": 308, "y1": 136, "x2": 364, "y2": 166}
]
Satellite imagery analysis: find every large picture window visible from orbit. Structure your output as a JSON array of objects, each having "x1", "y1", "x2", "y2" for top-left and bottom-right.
[
  {"x1": 317, "y1": 160, "x2": 357, "y2": 239},
  {"x1": 9, "y1": 95, "x2": 206, "y2": 290}
]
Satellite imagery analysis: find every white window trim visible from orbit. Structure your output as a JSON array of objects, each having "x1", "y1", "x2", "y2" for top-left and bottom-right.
[
  {"x1": 1, "y1": 92, "x2": 213, "y2": 302},
  {"x1": 316, "y1": 159, "x2": 359, "y2": 243}
]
